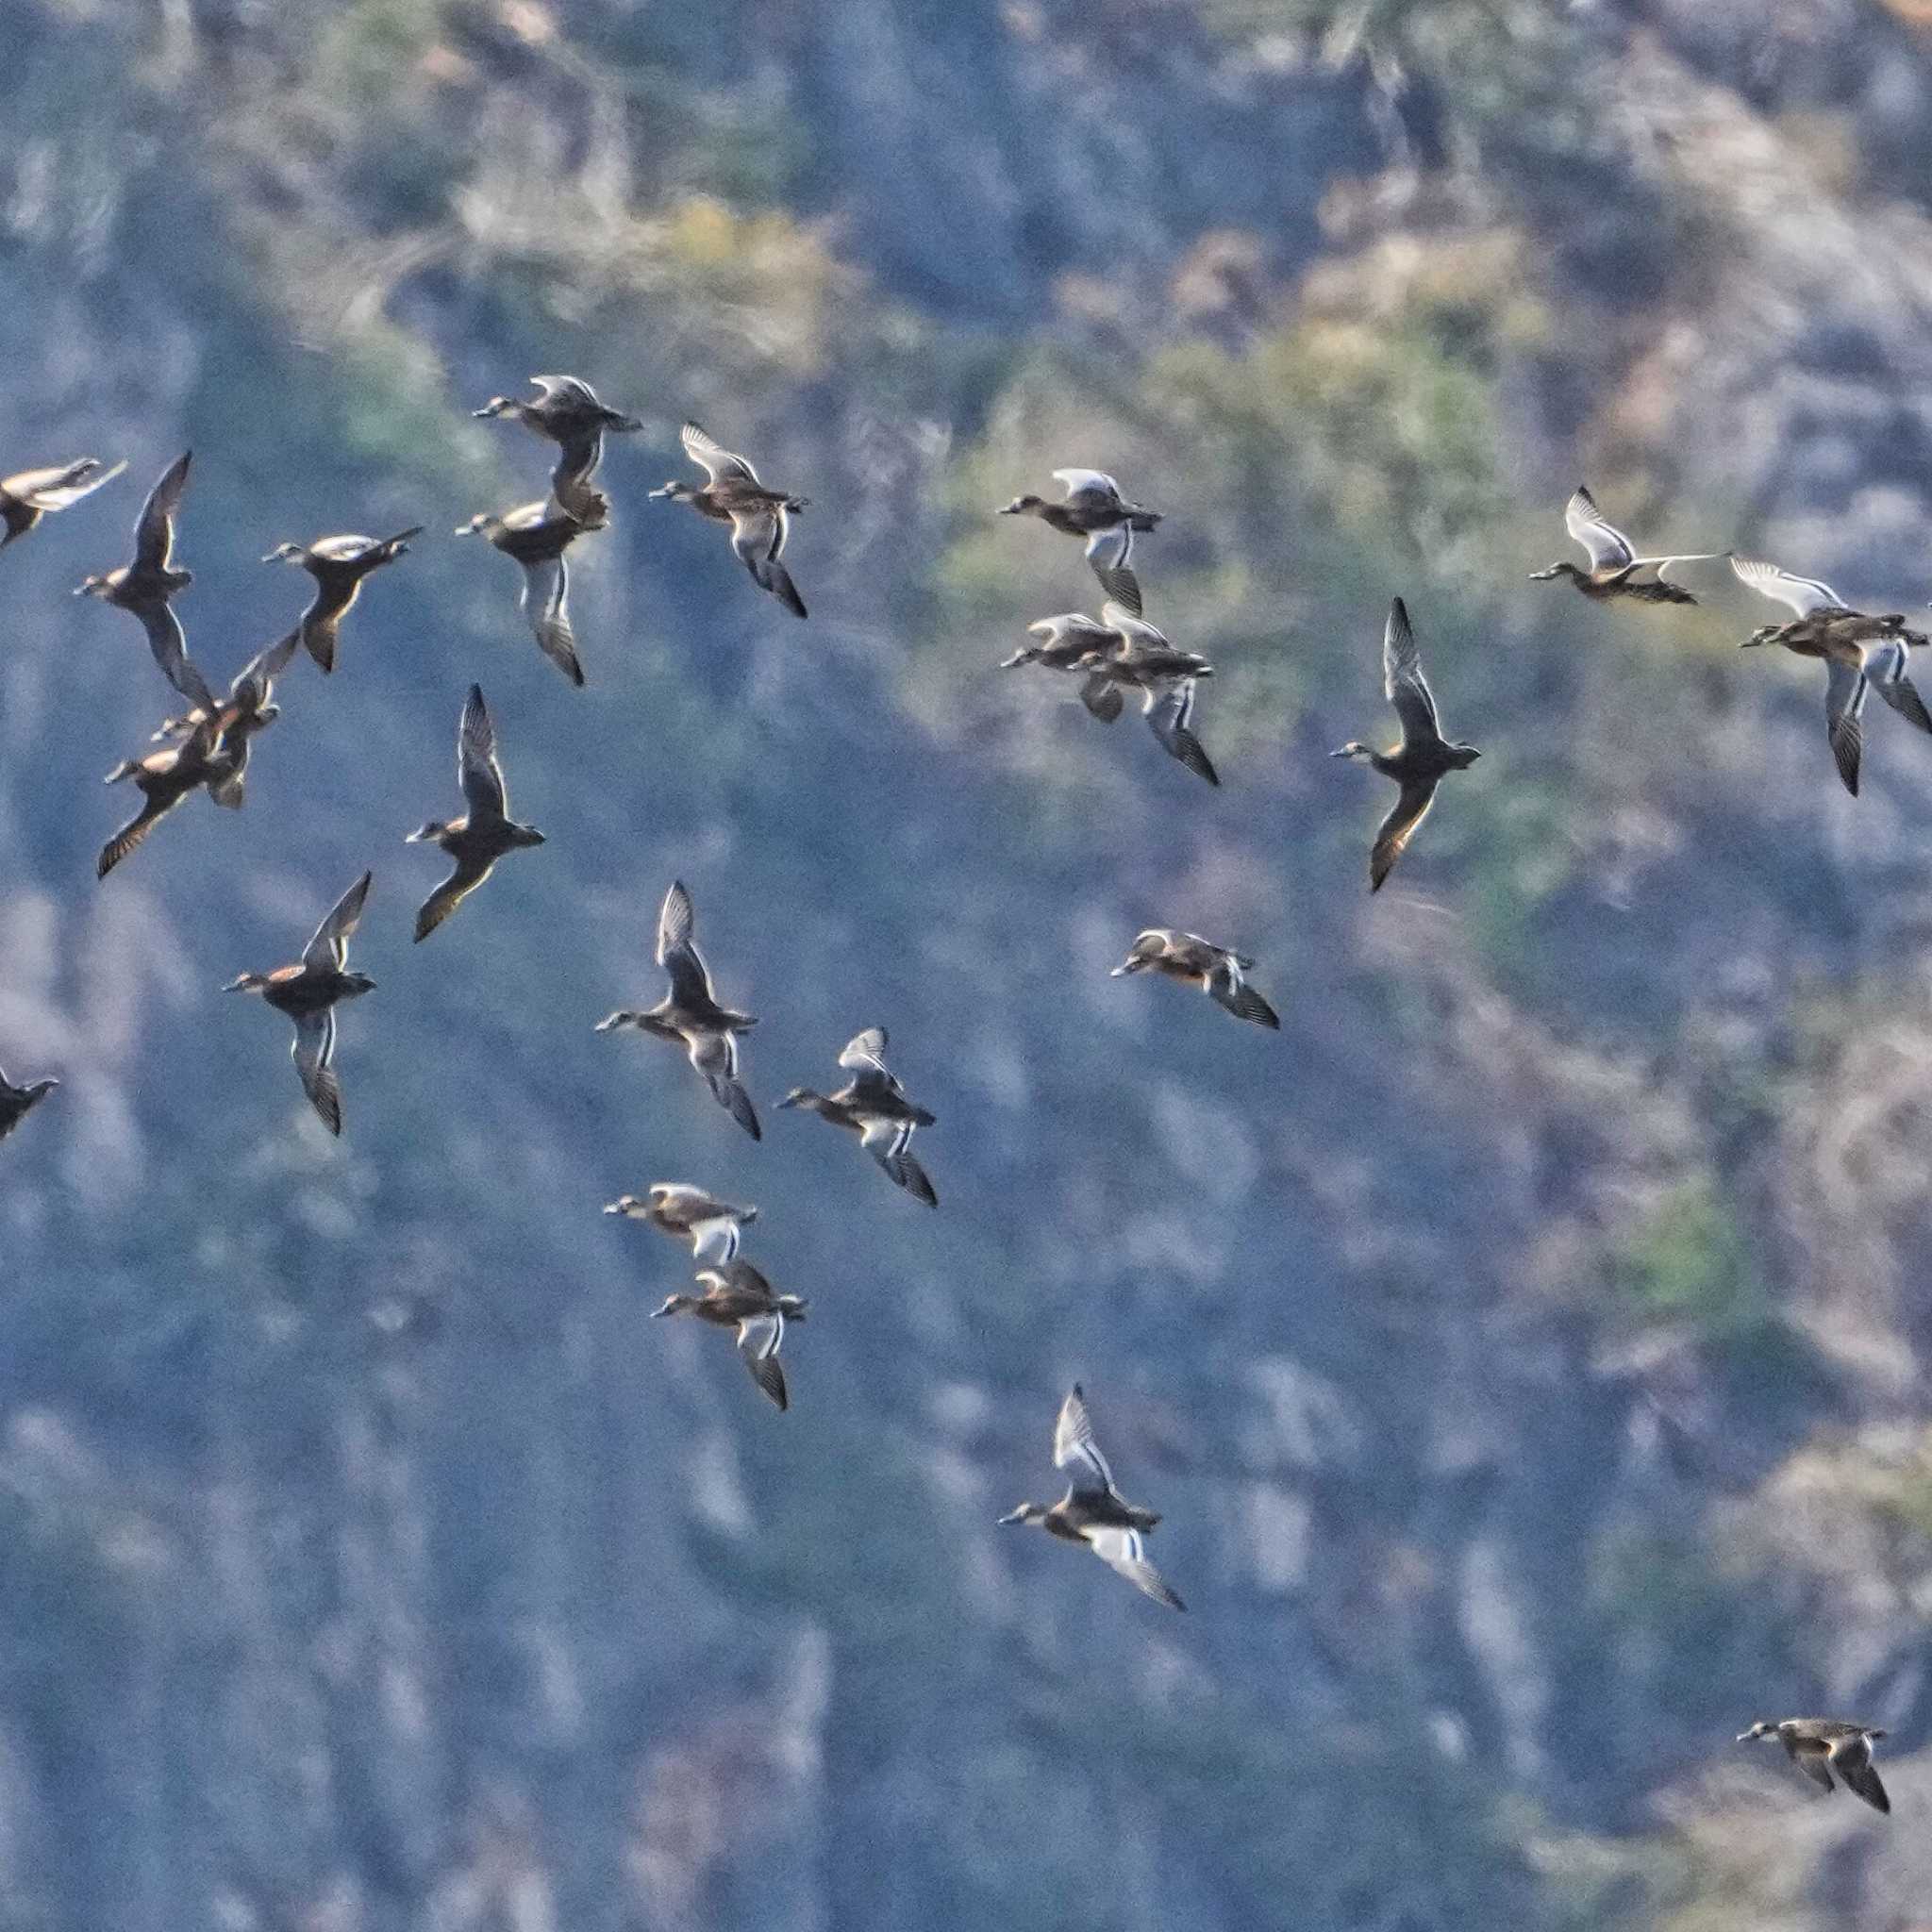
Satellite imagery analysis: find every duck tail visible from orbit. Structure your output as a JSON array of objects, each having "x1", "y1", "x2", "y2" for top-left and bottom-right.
[{"x1": 1126, "y1": 508, "x2": 1161, "y2": 531}]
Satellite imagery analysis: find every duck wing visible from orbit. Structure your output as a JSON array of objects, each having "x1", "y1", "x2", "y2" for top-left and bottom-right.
[
  {"x1": 1824, "y1": 657, "x2": 1867, "y2": 797},
  {"x1": 517, "y1": 554, "x2": 585, "y2": 687},
  {"x1": 1370, "y1": 777, "x2": 1441, "y2": 892},
  {"x1": 657, "y1": 879, "x2": 721, "y2": 1006},
  {"x1": 291, "y1": 1008, "x2": 342, "y2": 1137},
  {"x1": 1053, "y1": 468, "x2": 1124, "y2": 506},
  {"x1": 413, "y1": 854, "x2": 494, "y2": 943},
  {"x1": 1208, "y1": 968, "x2": 1279, "y2": 1029},
  {"x1": 9, "y1": 458, "x2": 126, "y2": 508},
  {"x1": 1084, "y1": 525, "x2": 1140, "y2": 610},
  {"x1": 839, "y1": 1026, "x2": 902, "y2": 1090},
  {"x1": 1146, "y1": 679, "x2": 1219, "y2": 786},
  {"x1": 1826, "y1": 1736, "x2": 1890, "y2": 1814},
  {"x1": 303, "y1": 869, "x2": 374, "y2": 972},
  {"x1": 1084, "y1": 1524, "x2": 1186, "y2": 1611},
  {"x1": 1866, "y1": 640, "x2": 1932, "y2": 736},
  {"x1": 1079, "y1": 671, "x2": 1126, "y2": 723},
  {"x1": 1732, "y1": 556, "x2": 1845, "y2": 617},
  {"x1": 1382, "y1": 596, "x2": 1443, "y2": 746},
  {"x1": 1563, "y1": 487, "x2": 1635, "y2": 571},
  {"x1": 139, "y1": 604, "x2": 213, "y2": 708},
  {"x1": 735, "y1": 1311, "x2": 790, "y2": 1411},
  {"x1": 1053, "y1": 1385, "x2": 1121, "y2": 1497},
  {"x1": 131, "y1": 451, "x2": 191, "y2": 573},
  {"x1": 687, "y1": 1213, "x2": 744, "y2": 1267},
  {"x1": 458, "y1": 683, "x2": 508, "y2": 819},
  {"x1": 681, "y1": 421, "x2": 760, "y2": 487},
  {"x1": 531, "y1": 374, "x2": 604, "y2": 414}
]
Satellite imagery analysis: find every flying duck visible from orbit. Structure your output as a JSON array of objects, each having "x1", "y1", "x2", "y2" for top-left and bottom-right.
[
  {"x1": 1737, "y1": 1719, "x2": 1890, "y2": 1815},
  {"x1": 605, "y1": 1183, "x2": 758, "y2": 1266},
  {"x1": 260, "y1": 526, "x2": 421, "y2": 674},
  {"x1": 224, "y1": 871, "x2": 375, "y2": 1137},
  {"x1": 1078, "y1": 603, "x2": 1220, "y2": 785},
  {"x1": 595, "y1": 881, "x2": 760, "y2": 1140},
  {"x1": 97, "y1": 709, "x2": 226, "y2": 879},
  {"x1": 776, "y1": 1027, "x2": 939, "y2": 1207},
  {"x1": 74, "y1": 450, "x2": 206, "y2": 703},
  {"x1": 1110, "y1": 928, "x2": 1278, "y2": 1028},
  {"x1": 999, "y1": 1385, "x2": 1185, "y2": 1610},
  {"x1": 150, "y1": 628, "x2": 303, "y2": 810},
  {"x1": 997, "y1": 470, "x2": 1161, "y2": 615},
  {"x1": 652, "y1": 1259, "x2": 807, "y2": 1411},
  {"x1": 1331, "y1": 597, "x2": 1481, "y2": 891},
  {"x1": 0, "y1": 458, "x2": 125, "y2": 550},
  {"x1": 650, "y1": 422, "x2": 808, "y2": 619},
  {"x1": 1529, "y1": 487, "x2": 1717, "y2": 604},
  {"x1": 456, "y1": 497, "x2": 602, "y2": 686},
  {"x1": 405, "y1": 685, "x2": 545, "y2": 941},
  {"x1": 1732, "y1": 557, "x2": 1932, "y2": 796},
  {"x1": 0, "y1": 1066, "x2": 58, "y2": 1142},
  {"x1": 474, "y1": 375, "x2": 641, "y2": 523}
]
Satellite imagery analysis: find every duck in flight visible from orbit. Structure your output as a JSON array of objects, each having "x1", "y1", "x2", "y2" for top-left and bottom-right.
[
  {"x1": 777, "y1": 1027, "x2": 939, "y2": 1207},
  {"x1": 0, "y1": 1066, "x2": 58, "y2": 1143},
  {"x1": 474, "y1": 375, "x2": 641, "y2": 524},
  {"x1": 652, "y1": 1259, "x2": 807, "y2": 1412},
  {"x1": 225, "y1": 871, "x2": 375, "y2": 1138},
  {"x1": 149, "y1": 628, "x2": 303, "y2": 811},
  {"x1": 998, "y1": 470, "x2": 1159, "y2": 616},
  {"x1": 1530, "y1": 487, "x2": 1718, "y2": 605},
  {"x1": 1077, "y1": 603, "x2": 1220, "y2": 786},
  {"x1": 1332, "y1": 597, "x2": 1481, "y2": 891},
  {"x1": 405, "y1": 685, "x2": 546, "y2": 942},
  {"x1": 260, "y1": 526, "x2": 421, "y2": 674},
  {"x1": 1732, "y1": 557, "x2": 1932, "y2": 796},
  {"x1": 1110, "y1": 928, "x2": 1278, "y2": 1028},
  {"x1": 456, "y1": 497, "x2": 603, "y2": 686},
  {"x1": 96, "y1": 709, "x2": 226, "y2": 879},
  {"x1": 596, "y1": 881, "x2": 760, "y2": 1140},
  {"x1": 1000, "y1": 610, "x2": 1119, "y2": 672},
  {"x1": 650, "y1": 423, "x2": 808, "y2": 619},
  {"x1": 1737, "y1": 1719, "x2": 1890, "y2": 1815},
  {"x1": 1000, "y1": 1386, "x2": 1185, "y2": 1610},
  {"x1": 605, "y1": 1184, "x2": 758, "y2": 1266},
  {"x1": 74, "y1": 450, "x2": 206, "y2": 703},
  {"x1": 0, "y1": 457, "x2": 125, "y2": 551}
]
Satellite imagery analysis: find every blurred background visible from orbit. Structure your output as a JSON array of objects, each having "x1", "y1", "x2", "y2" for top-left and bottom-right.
[{"x1": 5, "y1": 0, "x2": 1932, "y2": 1928}]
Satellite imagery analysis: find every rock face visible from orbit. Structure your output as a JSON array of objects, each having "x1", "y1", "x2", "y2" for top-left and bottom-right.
[{"x1": 3, "y1": 5, "x2": 1932, "y2": 1932}]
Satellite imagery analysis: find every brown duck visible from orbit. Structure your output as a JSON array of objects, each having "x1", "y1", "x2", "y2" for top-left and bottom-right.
[
  {"x1": 777, "y1": 1027, "x2": 939, "y2": 1207},
  {"x1": 1331, "y1": 597, "x2": 1481, "y2": 891},
  {"x1": 1110, "y1": 928, "x2": 1278, "y2": 1028},
  {"x1": 261, "y1": 526, "x2": 421, "y2": 674},
  {"x1": 74, "y1": 450, "x2": 205, "y2": 702},
  {"x1": 98, "y1": 698, "x2": 226, "y2": 880},
  {"x1": 652, "y1": 1259, "x2": 807, "y2": 1411},
  {"x1": 1738, "y1": 1719, "x2": 1890, "y2": 1815},
  {"x1": 1732, "y1": 557, "x2": 1932, "y2": 796},
  {"x1": 456, "y1": 497, "x2": 602, "y2": 686},
  {"x1": 0, "y1": 458, "x2": 125, "y2": 550},
  {"x1": 1000, "y1": 1386, "x2": 1185, "y2": 1610},
  {"x1": 1529, "y1": 487, "x2": 1716, "y2": 605},
  {"x1": 595, "y1": 880, "x2": 760, "y2": 1139},
  {"x1": 225, "y1": 871, "x2": 375, "y2": 1137},
  {"x1": 1077, "y1": 603, "x2": 1220, "y2": 786},
  {"x1": 406, "y1": 685, "x2": 545, "y2": 941},
  {"x1": 998, "y1": 469, "x2": 1161, "y2": 616},
  {"x1": 650, "y1": 422, "x2": 808, "y2": 619},
  {"x1": 0, "y1": 1065, "x2": 58, "y2": 1142},
  {"x1": 474, "y1": 375, "x2": 641, "y2": 524},
  {"x1": 150, "y1": 628, "x2": 303, "y2": 810},
  {"x1": 605, "y1": 1183, "x2": 758, "y2": 1266}
]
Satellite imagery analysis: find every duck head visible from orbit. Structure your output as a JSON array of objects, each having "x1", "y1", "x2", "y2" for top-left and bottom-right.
[
  {"x1": 1448, "y1": 743, "x2": 1482, "y2": 769},
  {"x1": 453, "y1": 514, "x2": 491, "y2": 538},
  {"x1": 223, "y1": 971, "x2": 270, "y2": 992},
  {"x1": 473, "y1": 396, "x2": 520, "y2": 419},
  {"x1": 650, "y1": 1293, "x2": 694, "y2": 1318},
  {"x1": 22, "y1": 1078, "x2": 58, "y2": 1103},
  {"x1": 998, "y1": 494, "x2": 1046, "y2": 516},
  {"x1": 261, "y1": 541, "x2": 308, "y2": 564},
  {"x1": 604, "y1": 1195, "x2": 645, "y2": 1217},
  {"x1": 775, "y1": 1087, "x2": 823, "y2": 1109},
  {"x1": 405, "y1": 820, "x2": 449, "y2": 844},
  {"x1": 1739, "y1": 626, "x2": 1780, "y2": 648},
  {"x1": 998, "y1": 1502, "x2": 1050, "y2": 1526},
  {"x1": 1528, "y1": 561, "x2": 1583, "y2": 583},
  {"x1": 1736, "y1": 1721, "x2": 1777, "y2": 1742},
  {"x1": 1329, "y1": 741, "x2": 1375, "y2": 761},
  {"x1": 649, "y1": 480, "x2": 699, "y2": 503},
  {"x1": 74, "y1": 573, "x2": 111, "y2": 598},
  {"x1": 1110, "y1": 933, "x2": 1165, "y2": 976},
  {"x1": 338, "y1": 973, "x2": 377, "y2": 999}
]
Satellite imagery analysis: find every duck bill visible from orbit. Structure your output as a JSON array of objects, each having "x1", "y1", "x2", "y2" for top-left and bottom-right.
[{"x1": 996, "y1": 1507, "x2": 1027, "y2": 1524}]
